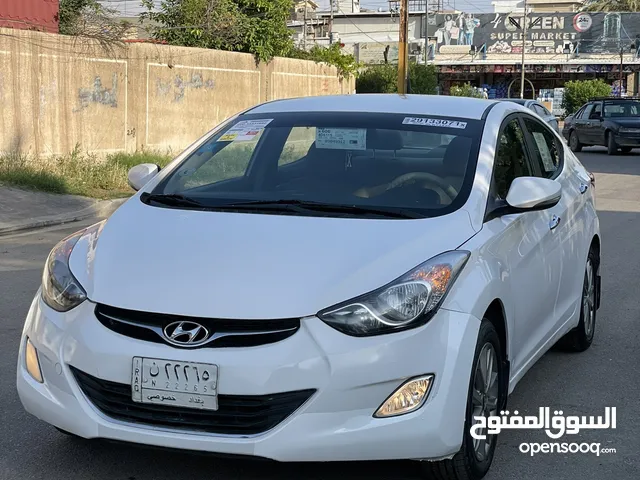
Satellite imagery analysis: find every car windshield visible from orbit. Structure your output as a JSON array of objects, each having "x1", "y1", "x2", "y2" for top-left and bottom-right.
[
  {"x1": 149, "y1": 112, "x2": 482, "y2": 219},
  {"x1": 603, "y1": 101, "x2": 640, "y2": 118}
]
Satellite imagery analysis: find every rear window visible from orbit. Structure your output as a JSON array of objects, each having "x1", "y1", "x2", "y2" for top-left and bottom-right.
[{"x1": 152, "y1": 112, "x2": 483, "y2": 218}]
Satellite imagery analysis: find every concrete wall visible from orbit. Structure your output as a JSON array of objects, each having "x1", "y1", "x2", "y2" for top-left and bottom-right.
[{"x1": 0, "y1": 28, "x2": 354, "y2": 156}]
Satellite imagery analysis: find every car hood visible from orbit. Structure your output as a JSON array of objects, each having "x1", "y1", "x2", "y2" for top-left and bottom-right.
[
  {"x1": 69, "y1": 197, "x2": 477, "y2": 319},
  {"x1": 610, "y1": 118, "x2": 640, "y2": 127}
]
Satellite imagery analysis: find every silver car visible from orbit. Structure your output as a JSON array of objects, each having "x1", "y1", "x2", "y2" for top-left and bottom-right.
[{"x1": 497, "y1": 99, "x2": 560, "y2": 134}]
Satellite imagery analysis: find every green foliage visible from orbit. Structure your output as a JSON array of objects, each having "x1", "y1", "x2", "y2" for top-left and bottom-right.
[
  {"x1": 449, "y1": 83, "x2": 483, "y2": 98},
  {"x1": 582, "y1": 0, "x2": 640, "y2": 11},
  {"x1": 289, "y1": 43, "x2": 360, "y2": 78},
  {"x1": 0, "y1": 149, "x2": 172, "y2": 198},
  {"x1": 356, "y1": 63, "x2": 438, "y2": 94},
  {"x1": 561, "y1": 79, "x2": 612, "y2": 116},
  {"x1": 141, "y1": 0, "x2": 294, "y2": 63},
  {"x1": 59, "y1": 0, "x2": 101, "y2": 34}
]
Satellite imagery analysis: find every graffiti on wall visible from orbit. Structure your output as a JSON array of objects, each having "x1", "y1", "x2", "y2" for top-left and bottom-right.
[
  {"x1": 74, "y1": 73, "x2": 118, "y2": 112},
  {"x1": 426, "y1": 12, "x2": 640, "y2": 55},
  {"x1": 156, "y1": 72, "x2": 215, "y2": 102}
]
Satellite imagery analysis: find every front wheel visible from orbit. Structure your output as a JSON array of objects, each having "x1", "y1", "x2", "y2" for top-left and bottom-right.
[
  {"x1": 557, "y1": 249, "x2": 598, "y2": 352},
  {"x1": 607, "y1": 132, "x2": 618, "y2": 155},
  {"x1": 420, "y1": 321, "x2": 503, "y2": 480},
  {"x1": 569, "y1": 131, "x2": 582, "y2": 152}
]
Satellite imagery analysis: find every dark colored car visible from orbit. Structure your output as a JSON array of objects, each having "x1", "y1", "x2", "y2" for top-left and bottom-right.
[
  {"x1": 497, "y1": 99, "x2": 560, "y2": 133},
  {"x1": 563, "y1": 97, "x2": 640, "y2": 155}
]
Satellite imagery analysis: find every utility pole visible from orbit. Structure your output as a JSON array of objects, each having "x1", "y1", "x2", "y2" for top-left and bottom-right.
[
  {"x1": 424, "y1": 3, "x2": 429, "y2": 65},
  {"x1": 397, "y1": 0, "x2": 409, "y2": 94},
  {"x1": 619, "y1": 46, "x2": 624, "y2": 97},
  {"x1": 303, "y1": 1, "x2": 308, "y2": 50},
  {"x1": 520, "y1": 0, "x2": 528, "y2": 99},
  {"x1": 329, "y1": 0, "x2": 334, "y2": 44}
]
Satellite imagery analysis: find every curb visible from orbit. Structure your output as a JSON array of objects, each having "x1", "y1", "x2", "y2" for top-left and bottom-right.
[{"x1": 0, "y1": 197, "x2": 129, "y2": 237}]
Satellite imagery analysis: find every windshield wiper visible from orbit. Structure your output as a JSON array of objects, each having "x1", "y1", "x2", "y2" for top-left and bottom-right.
[
  {"x1": 140, "y1": 192, "x2": 206, "y2": 208},
  {"x1": 214, "y1": 199, "x2": 424, "y2": 219}
]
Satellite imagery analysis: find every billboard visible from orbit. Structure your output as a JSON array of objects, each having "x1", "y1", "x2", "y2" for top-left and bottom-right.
[{"x1": 425, "y1": 12, "x2": 640, "y2": 55}]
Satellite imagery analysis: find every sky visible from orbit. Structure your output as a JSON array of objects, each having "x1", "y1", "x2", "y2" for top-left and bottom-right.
[{"x1": 100, "y1": 0, "x2": 494, "y2": 17}]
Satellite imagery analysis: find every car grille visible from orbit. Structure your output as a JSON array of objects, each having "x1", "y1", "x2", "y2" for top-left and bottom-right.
[
  {"x1": 94, "y1": 303, "x2": 300, "y2": 349},
  {"x1": 71, "y1": 367, "x2": 316, "y2": 435}
]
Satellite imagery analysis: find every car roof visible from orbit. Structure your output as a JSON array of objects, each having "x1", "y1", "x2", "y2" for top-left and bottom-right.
[
  {"x1": 497, "y1": 98, "x2": 530, "y2": 106},
  {"x1": 248, "y1": 94, "x2": 495, "y2": 120}
]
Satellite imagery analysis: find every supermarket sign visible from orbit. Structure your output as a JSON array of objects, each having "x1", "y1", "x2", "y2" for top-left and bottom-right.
[{"x1": 425, "y1": 12, "x2": 640, "y2": 55}]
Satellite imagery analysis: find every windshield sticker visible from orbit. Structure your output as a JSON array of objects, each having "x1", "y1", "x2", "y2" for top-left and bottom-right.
[
  {"x1": 402, "y1": 117, "x2": 468, "y2": 129},
  {"x1": 532, "y1": 132, "x2": 556, "y2": 172},
  {"x1": 218, "y1": 119, "x2": 273, "y2": 142},
  {"x1": 316, "y1": 128, "x2": 367, "y2": 150}
]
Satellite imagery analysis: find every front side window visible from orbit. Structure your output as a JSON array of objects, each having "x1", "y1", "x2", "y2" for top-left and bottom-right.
[
  {"x1": 149, "y1": 113, "x2": 483, "y2": 219},
  {"x1": 590, "y1": 103, "x2": 602, "y2": 118},
  {"x1": 579, "y1": 104, "x2": 594, "y2": 120},
  {"x1": 522, "y1": 118, "x2": 562, "y2": 178},
  {"x1": 492, "y1": 118, "x2": 532, "y2": 200}
]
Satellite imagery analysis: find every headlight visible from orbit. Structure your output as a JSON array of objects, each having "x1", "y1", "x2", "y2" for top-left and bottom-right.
[
  {"x1": 41, "y1": 221, "x2": 104, "y2": 312},
  {"x1": 318, "y1": 251, "x2": 470, "y2": 336}
]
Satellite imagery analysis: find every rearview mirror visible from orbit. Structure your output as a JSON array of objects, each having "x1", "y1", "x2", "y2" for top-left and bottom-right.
[
  {"x1": 506, "y1": 177, "x2": 561, "y2": 211},
  {"x1": 128, "y1": 163, "x2": 160, "y2": 191}
]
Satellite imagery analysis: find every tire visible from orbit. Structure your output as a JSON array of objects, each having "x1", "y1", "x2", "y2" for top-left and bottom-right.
[
  {"x1": 569, "y1": 131, "x2": 582, "y2": 152},
  {"x1": 557, "y1": 248, "x2": 598, "y2": 352},
  {"x1": 621, "y1": 146, "x2": 633, "y2": 154},
  {"x1": 420, "y1": 321, "x2": 503, "y2": 480},
  {"x1": 607, "y1": 132, "x2": 618, "y2": 155}
]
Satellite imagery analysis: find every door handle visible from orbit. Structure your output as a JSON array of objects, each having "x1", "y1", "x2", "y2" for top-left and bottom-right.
[
  {"x1": 549, "y1": 215, "x2": 561, "y2": 230},
  {"x1": 579, "y1": 183, "x2": 589, "y2": 194}
]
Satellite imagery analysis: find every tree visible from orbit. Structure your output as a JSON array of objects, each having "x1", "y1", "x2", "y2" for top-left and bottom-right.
[
  {"x1": 582, "y1": 0, "x2": 640, "y2": 11},
  {"x1": 141, "y1": 0, "x2": 294, "y2": 63},
  {"x1": 290, "y1": 43, "x2": 360, "y2": 78},
  {"x1": 562, "y1": 79, "x2": 612, "y2": 116},
  {"x1": 356, "y1": 63, "x2": 438, "y2": 94},
  {"x1": 59, "y1": 0, "x2": 132, "y2": 46}
]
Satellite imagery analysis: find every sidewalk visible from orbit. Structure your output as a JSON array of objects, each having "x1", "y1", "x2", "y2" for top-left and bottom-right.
[{"x1": 0, "y1": 185, "x2": 127, "y2": 236}]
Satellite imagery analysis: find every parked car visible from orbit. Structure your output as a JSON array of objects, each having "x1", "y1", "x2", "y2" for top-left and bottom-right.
[
  {"x1": 497, "y1": 98, "x2": 560, "y2": 133},
  {"x1": 563, "y1": 96, "x2": 640, "y2": 155},
  {"x1": 17, "y1": 95, "x2": 601, "y2": 480}
]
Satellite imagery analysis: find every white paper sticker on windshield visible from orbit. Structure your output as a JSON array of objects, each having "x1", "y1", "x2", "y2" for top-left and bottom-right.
[
  {"x1": 402, "y1": 117, "x2": 467, "y2": 129},
  {"x1": 316, "y1": 128, "x2": 367, "y2": 150},
  {"x1": 532, "y1": 131, "x2": 556, "y2": 172},
  {"x1": 219, "y1": 119, "x2": 273, "y2": 142}
]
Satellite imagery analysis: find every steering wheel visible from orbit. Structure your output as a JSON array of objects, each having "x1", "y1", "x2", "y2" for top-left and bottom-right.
[{"x1": 386, "y1": 172, "x2": 458, "y2": 203}]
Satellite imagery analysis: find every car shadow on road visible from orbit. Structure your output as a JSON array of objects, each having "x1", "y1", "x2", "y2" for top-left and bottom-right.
[{"x1": 577, "y1": 148, "x2": 640, "y2": 175}]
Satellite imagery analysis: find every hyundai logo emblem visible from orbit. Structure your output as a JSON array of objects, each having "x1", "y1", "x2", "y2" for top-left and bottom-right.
[{"x1": 163, "y1": 321, "x2": 210, "y2": 347}]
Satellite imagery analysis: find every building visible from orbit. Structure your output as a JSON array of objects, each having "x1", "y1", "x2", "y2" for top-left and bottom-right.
[
  {"x1": 426, "y1": 12, "x2": 640, "y2": 104},
  {"x1": 492, "y1": 0, "x2": 584, "y2": 12},
  {"x1": 0, "y1": 0, "x2": 59, "y2": 33}
]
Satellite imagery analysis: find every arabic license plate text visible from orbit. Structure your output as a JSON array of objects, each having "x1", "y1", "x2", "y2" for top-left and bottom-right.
[{"x1": 131, "y1": 357, "x2": 218, "y2": 410}]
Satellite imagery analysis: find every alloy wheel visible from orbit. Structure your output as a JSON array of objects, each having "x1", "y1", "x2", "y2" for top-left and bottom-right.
[
  {"x1": 471, "y1": 342, "x2": 499, "y2": 462},
  {"x1": 583, "y1": 258, "x2": 596, "y2": 338}
]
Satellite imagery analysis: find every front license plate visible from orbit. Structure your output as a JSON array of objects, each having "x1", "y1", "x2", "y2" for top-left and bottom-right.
[{"x1": 131, "y1": 357, "x2": 218, "y2": 411}]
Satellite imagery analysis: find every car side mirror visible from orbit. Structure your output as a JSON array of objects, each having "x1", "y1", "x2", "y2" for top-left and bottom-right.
[
  {"x1": 128, "y1": 163, "x2": 160, "y2": 191},
  {"x1": 506, "y1": 177, "x2": 562, "y2": 211}
]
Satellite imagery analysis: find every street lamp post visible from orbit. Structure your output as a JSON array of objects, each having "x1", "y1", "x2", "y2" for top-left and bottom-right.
[{"x1": 520, "y1": 0, "x2": 528, "y2": 99}]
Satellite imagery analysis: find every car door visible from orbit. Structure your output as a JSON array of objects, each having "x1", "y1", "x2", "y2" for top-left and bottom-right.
[
  {"x1": 575, "y1": 104, "x2": 593, "y2": 144},
  {"x1": 585, "y1": 102, "x2": 604, "y2": 145},
  {"x1": 521, "y1": 115, "x2": 584, "y2": 333},
  {"x1": 484, "y1": 114, "x2": 563, "y2": 376}
]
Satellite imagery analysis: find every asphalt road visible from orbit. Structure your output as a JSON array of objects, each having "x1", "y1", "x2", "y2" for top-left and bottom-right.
[{"x1": 1, "y1": 147, "x2": 639, "y2": 480}]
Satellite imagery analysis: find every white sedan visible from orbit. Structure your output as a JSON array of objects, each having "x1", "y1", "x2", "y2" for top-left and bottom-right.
[{"x1": 17, "y1": 94, "x2": 600, "y2": 479}]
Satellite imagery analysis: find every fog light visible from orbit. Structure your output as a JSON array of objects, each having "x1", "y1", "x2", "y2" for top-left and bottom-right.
[
  {"x1": 25, "y1": 338, "x2": 43, "y2": 383},
  {"x1": 374, "y1": 375, "x2": 434, "y2": 418}
]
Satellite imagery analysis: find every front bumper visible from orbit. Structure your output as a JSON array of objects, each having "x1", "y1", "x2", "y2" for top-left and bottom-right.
[
  {"x1": 613, "y1": 133, "x2": 640, "y2": 147},
  {"x1": 17, "y1": 292, "x2": 480, "y2": 462}
]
